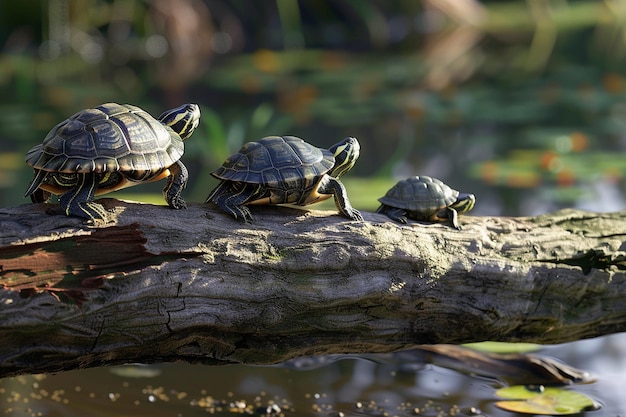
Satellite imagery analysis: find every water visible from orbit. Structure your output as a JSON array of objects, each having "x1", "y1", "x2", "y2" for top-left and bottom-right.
[{"x1": 1, "y1": 333, "x2": 625, "y2": 416}]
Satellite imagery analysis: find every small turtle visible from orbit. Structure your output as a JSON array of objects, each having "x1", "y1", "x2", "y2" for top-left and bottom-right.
[
  {"x1": 376, "y1": 176, "x2": 475, "y2": 229},
  {"x1": 206, "y1": 135, "x2": 363, "y2": 222},
  {"x1": 24, "y1": 102, "x2": 201, "y2": 221}
]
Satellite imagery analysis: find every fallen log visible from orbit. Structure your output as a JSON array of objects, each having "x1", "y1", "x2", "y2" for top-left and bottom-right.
[{"x1": 1, "y1": 199, "x2": 626, "y2": 378}]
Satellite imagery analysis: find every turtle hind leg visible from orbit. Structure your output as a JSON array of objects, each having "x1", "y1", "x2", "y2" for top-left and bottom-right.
[
  {"x1": 206, "y1": 181, "x2": 255, "y2": 222},
  {"x1": 25, "y1": 169, "x2": 51, "y2": 203},
  {"x1": 163, "y1": 160, "x2": 188, "y2": 210},
  {"x1": 30, "y1": 188, "x2": 51, "y2": 204},
  {"x1": 318, "y1": 176, "x2": 363, "y2": 221},
  {"x1": 58, "y1": 173, "x2": 109, "y2": 222},
  {"x1": 377, "y1": 204, "x2": 408, "y2": 224}
]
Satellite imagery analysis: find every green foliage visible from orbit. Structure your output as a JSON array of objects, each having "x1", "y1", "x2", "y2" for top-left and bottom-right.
[{"x1": 4, "y1": 0, "x2": 626, "y2": 212}]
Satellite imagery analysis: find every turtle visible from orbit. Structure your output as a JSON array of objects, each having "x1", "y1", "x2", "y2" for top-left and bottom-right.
[
  {"x1": 24, "y1": 102, "x2": 201, "y2": 222},
  {"x1": 206, "y1": 135, "x2": 363, "y2": 222},
  {"x1": 376, "y1": 175, "x2": 475, "y2": 229}
]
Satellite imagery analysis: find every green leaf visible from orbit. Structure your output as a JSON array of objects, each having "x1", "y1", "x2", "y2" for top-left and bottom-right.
[
  {"x1": 462, "y1": 341, "x2": 543, "y2": 354},
  {"x1": 495, "y1": 386, "x2": 599, "y2": 415},
  {"x1": 250, "y1": 102, "x2": 275, "y2": 132},
  {"x1": 198, "y1": 107, "x2": 229, "y2": 162}
]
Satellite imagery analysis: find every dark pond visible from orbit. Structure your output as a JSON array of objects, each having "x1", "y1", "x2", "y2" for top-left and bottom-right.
[{"x1": 1, "y1": 334, "x2": 626, "y2": 416}]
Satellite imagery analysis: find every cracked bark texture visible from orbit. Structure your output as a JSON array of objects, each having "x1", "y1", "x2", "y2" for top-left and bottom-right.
[{"x1": 1, "y1": 199, "x2": 626, "y2": 378}]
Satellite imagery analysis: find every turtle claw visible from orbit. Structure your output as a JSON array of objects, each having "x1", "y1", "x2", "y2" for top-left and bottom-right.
[
  {"x1": 345, "y1": 208, "x2": 364, "y2": 222},
  {"x1": 45, "y1": 201, "x2": 110, "y2": 223},
  {"x1": 67, "y1": 201, "x2": 110, "y2": 223},
  {"x1": 164, "y1": 187, "x2": 187, "y2": 210},
  {"x1": 319, "y1": 176, "x2": 362, "y2": 222},
  {"x1": 232, "y1": 205, "x2": 253, "y2": 222},
  {"x1": 168, "y1": 197, "x2": 187, "y2": 210}
]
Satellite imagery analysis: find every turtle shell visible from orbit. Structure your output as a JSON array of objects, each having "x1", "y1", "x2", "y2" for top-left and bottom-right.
[
  {"x1": 25, "y1": 103, "x2": 183, "y2": 177},
  {"x1": 378, "y1": 176, "x2": 459, "y2": 215},
  {"x1": 212, "y1": 136, "x2": 335, "y2": 191}
]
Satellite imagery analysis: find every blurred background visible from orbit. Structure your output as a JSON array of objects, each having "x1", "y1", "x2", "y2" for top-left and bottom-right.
[
  {"x1": 3, "y1": 0, "x2": 626, "y2": 415},
  {"x1": 4, "y1": 0, "x2": 626, "y2": 215}
]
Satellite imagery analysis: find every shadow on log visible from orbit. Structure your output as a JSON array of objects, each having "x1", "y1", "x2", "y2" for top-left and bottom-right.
[{"x1": 1, "y1": 199, "x2": 626, "y2": 378}]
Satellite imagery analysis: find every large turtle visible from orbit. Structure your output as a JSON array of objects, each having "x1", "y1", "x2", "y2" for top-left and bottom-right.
[
  {"x1": 376, "y1": 175, "x2": 475, "y2": 229},
  {"x1": 206, "y1": 135, "x2": 363, "y2": 222},
  {"x1": 24, "y1": 102, "x2": 201, "y2": 222}
]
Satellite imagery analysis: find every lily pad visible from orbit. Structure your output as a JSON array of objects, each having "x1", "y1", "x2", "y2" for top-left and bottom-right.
[
  {"x1": 462, "y1": 341, "x2": 543, "y2": 354},
  {"x1": 495, "y1": 385, "x2": 599, "y2": 415}
]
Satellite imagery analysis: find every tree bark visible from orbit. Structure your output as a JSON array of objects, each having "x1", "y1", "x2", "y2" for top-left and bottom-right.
[{"x1": 1, "y1": 199, "x2": 626, "y2": 378}]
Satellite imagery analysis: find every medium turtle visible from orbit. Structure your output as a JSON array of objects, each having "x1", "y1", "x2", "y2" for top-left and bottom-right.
[
  {"x1": 24, "y1": 102, "x2": 201, "y2": 222},
  {"x1": 376, "y1": 176, "x2": 475, "y2": 229},
  {"x1": 206, "y1": 135, "x2": 362, "y2": 222}
]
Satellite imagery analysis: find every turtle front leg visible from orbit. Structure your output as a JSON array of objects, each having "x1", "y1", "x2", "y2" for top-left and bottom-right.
[
  {"x1": 438, "y1": 207, "x2": 461, "y2": 230},
  {"x1": 58, "y1": 173, "x2": 109, "y2": 222},
  {"x1": 206, "y1": 181, "x2": 255, "y2": 222},
  {"x1": 163, "y1": 160, "x2": 188, "y2": 210},
  {"x1": 318, "y1": 176, "x2": 363, "y2": 221}
]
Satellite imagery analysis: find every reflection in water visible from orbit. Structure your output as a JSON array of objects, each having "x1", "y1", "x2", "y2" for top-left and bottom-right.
[{"x1": 1, "y1": 333, "x2": 625, "y2": 416}]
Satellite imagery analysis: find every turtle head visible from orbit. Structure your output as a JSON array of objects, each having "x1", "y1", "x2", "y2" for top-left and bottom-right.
[
  {"x1": 328, "y1": 136, "x2": 360, "y2": 178},
  {"x1": 158, "y1": 103, "x2": 201, "y2": 140},
  {"x1": 451, "y1": 193, "x2": 476, "y2": 214}
]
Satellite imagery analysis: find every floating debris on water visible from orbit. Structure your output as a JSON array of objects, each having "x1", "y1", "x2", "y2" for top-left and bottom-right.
[{"x1": 109, "y1": 364, "x2": 163, "y2": 378}]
